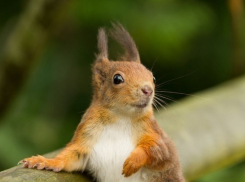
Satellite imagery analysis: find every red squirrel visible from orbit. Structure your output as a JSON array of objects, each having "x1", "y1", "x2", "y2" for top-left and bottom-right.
[{"x1": 19, "y1": 23, "x2": 185, "y2": 182}]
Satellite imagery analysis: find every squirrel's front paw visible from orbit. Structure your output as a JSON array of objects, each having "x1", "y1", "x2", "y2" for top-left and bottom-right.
[
  {"x1": 18, "y1": 155, "x2": 64, "y2": 172},
  {"x1": 122, "y1": 148, "x2": 148, "y2": 177}
]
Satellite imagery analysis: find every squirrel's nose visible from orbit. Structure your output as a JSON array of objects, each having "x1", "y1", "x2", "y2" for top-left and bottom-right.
[{"x1": 141, "y1": 85, "x2": 153, "y2": 96}]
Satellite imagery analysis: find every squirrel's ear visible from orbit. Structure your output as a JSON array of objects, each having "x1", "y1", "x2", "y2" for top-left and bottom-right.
[
  {"x1": 110, "y1": 22, "x2": 140, "y2": 63},
  {"x1": 93, "y1": 28, "x2": 110, "y2": 90},
  {"x1": 96, "y1": 28, "x2": 109, "y2": 63}
]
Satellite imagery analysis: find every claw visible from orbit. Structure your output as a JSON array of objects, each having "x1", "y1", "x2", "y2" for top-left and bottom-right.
[
  {"x1": 53, "y1": 168, "x2": 61, "y2": 172},
  {"x1": 45, "y1": 167, "x2": 51, "y2": 171},
  {"x1": 18, "y1": 156, "x2": 64, "y2": 172},
  {"x1": 33, "y1": 163, "x2": 38, "y2": 168},
  {"x1": 17, "y1": 160, "x2": 24, "y2": 165},
  {"x1": 23, "y1": 162, "x2": 29, "y2": 168},
  {"x1": 37, "y1": 164, "x2": 45, "y2": 170}
]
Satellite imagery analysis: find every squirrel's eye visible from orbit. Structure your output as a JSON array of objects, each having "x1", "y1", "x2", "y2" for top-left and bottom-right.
[
  {"x1": 113, "y1": 74, "x2": 124, "y2": 84},
  {"x1": 153, "y1": 77, "x2": 156, "y2": 84}
]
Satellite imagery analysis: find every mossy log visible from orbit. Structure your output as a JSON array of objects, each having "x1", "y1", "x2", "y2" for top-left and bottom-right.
[{"x1": 1, "y1": 76, "x2": 245, "y2": 181}]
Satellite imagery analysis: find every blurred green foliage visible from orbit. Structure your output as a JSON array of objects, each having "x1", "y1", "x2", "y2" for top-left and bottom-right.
[{"x1": 0, "y1": 0, "x2": 244, "y2": 181}]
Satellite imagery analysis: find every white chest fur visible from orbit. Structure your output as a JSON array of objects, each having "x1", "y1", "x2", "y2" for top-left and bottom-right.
[{"x1": 87, "y1": 118, "x2": 147, "y2": 182}]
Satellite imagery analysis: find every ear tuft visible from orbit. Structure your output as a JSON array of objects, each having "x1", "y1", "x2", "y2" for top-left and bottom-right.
[
  {"x1": 109, "y1": 22, "x2": 140, "y2": 63},
  {"x1": 96, "y1": 28, "x2": 109, "y2": 62}
]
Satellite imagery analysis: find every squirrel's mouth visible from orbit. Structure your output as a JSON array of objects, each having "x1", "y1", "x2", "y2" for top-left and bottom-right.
[
  {"x1": 133, "y1": 103, "x2": 148, "y2": 108},
  {"x1": 132, "y1": 99, "x2": 151, "y2": 109}
]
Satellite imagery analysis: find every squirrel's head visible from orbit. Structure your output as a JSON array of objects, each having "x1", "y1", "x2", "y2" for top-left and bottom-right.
[{"x1": 92, "y1": 23, "x2": 155, "y2": 116}]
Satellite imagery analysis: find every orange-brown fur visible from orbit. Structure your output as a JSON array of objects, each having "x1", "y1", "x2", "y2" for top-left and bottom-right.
[{"x1": 19, "y1": 23, "x2": 185, "y2": 182}]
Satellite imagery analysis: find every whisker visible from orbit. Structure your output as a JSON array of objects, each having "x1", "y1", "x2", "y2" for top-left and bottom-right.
[
  {"x1": 152, "y1": 101, "x2": 159, "y2": 112},
  {"x1": 151, "y1": 57, "x2": 159, "y2": 71},
  {"x1": 155, "y1": 90, "x2": 209, "y2": 101},
  {"x1": 155, "y1": 82, "x2": 182, "y2": 89},
  {"x1": 153, "y1": 99, "x2": 163, "y2": 110},
  {"x1": 154, "y1": 75, "x2": 168, "y2": 85},
  {"x1": 156, "y1": 71, "x2": 196, "y2": 87},
  {"x1": 154, "y1": 97, "x2": 167, "y2": 110},
  {"x1": 155, "y1": 94, "x2": 177, "y2": 103},
  {"x1": 154, "y1": 100, "x2": 161, "y2": 112},
  {"x1": 154, "y1": 96, "x2": 169, "y2": 107}
]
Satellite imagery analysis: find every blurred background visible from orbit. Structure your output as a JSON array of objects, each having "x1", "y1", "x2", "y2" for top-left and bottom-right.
[{"x1": 0, "y1": 0, "x2": 244, "y2": 181}]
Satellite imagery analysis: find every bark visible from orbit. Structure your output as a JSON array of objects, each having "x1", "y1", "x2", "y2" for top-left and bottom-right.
[{"x1": 0, "y1": 76, "x2": 245, "y2": 181}]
